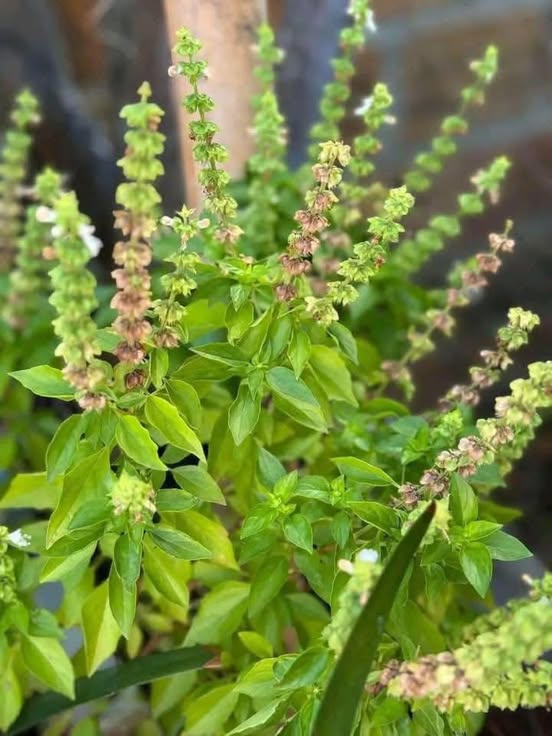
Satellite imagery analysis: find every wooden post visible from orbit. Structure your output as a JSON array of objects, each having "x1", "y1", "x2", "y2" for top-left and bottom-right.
[{"x1": 163, "y1": 0, "x2": 266, "y2": 209}]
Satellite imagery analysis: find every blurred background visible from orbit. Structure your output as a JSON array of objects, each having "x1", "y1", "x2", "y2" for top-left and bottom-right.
[{"x1": 0, "y1": 0, "x2": 551, "y2": 710}]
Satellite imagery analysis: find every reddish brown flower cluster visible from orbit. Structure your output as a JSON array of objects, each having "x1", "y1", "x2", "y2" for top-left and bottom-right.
[
  {"x1": 277, "y1": 143, "x2": 349, "y2": 300},
  {"x1": 111, "y1": 210, "x2": 154, "y2": 364}
]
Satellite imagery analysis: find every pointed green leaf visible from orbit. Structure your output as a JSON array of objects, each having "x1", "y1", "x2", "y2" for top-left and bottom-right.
[
  {"x1": 47, "y1": 448, "x2": 111, "y2": 547},
  {"x1": 9, "y1": 365, "x2": 74, "y2": 399},
  {"x1": 21, "y1": 634, "x2": 74, "y2": 699},
  {"x1": 145, "y1": 396, "x2": 205, "y2": 461},
  {"x1": 149, "y1": 526, "x2": 211, "y2": 560},
  {"x1": 108, "y1": 567, "x2": 136, "y2": 639},
  {"x1": 228, "y1": 382, "x2": 261, "y2": 446},
  {"x1": 460, "y1": 542, "x2": 493, "y2": 597},
  {"x1": 81, "y1": 582, "x2": 121, "y2": 675},
  {"x1": 248, "y1": 556, "x2": 288, "y2": 618},
  {"x1": 266, "y1": 367, "x2": 326, "y2": 432},
  {"x1": 172, "y1": 466, "x2": 226, "y2": 505},
  {"x1": 46, "y1": 415, "x2": 84, "y2": 481},
  {"x1": 333, "y1": 457, "x2": 397, "y2": 486},
  {"x1": 116, "y1": 414, "x2": 167, "y2": 470}
]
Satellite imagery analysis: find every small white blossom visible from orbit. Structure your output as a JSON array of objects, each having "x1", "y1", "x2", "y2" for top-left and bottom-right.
[
  {"x1": 357, "y1": 548, "x2": 379, "y2": 563},
  {"x1": 36, "y1": 205, "x2": 56, "y2": 224},
  {"x1": 354, "y1": 96, "x2": 373, "y2": 117},
  {"x1": 7, "y1": 529, "x2": 31, "y2": 548},
  {"x1": 79, "y1": 224, "x2": 103, "y2": 257},
  {"x1": 366, "y1": 10, "x2": 377, "y2": 33},
  {"x1": 338, "y1": 559, "x2": 355, "y2": 575}
]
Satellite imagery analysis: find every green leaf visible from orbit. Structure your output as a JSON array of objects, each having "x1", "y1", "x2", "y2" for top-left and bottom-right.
[
  {"x1": 464, "y1": 520, "x2": 502, "y2": 541},
  {"x1": 191, "y1": 343, "x2": 249, "y2": 369},
  {"x1": 257, "y1": 448, "x2": 286, "y2": 489},
  {"x1": 46, "y1": 415, "x2": 84, "y2": 481},
  {"x1": 0, "y1": 473, "x2": 62, "y2": 510},
  {"x1": 166, "y1": 379, "x2": 202, "y2": 428},
  {"x1": 40, "y1": 543, "x2": 96, "y2": 584},
  {"x1": 150, "y1": 348, "x2": 169, "y2": 388},
  {"x1": 460, "y1": 542, "x2": 493, "y2": 597},
  {"x1": 238, "y1": 631, "x2": 273, "y2": 658},
  {"x1": 172, "y1": 465, "x2": 226, "y2": 505},
  {"x1": 226, "y1": 699, "x2": 288, "y2": 735},
  {"x1": 279, "y1": 647, "x2": 330, "y2": 690},
  {"x1": 333, "y1": 457, "x2": 397, "y2": 486},
  {"x1": 266, "y1": 367, "x2": 326, "y2": 432},
  {"x1": 328, "y1": 322, "x2": 358, "y2": 364},
  {"x1": 309, "y1": 345, "x2": 357, "y2": 405},
  {"x1": 47, "y1": 448, "x2": 112, "y2": 547},
  {"x1": 149, "y1": 526, "x2": 211, "y2": 560},
  {"x1": 115, "y1": 414, "x2": 166, "y2": 471},
  {"x1": 185, "y1": 581, "x2": 250, "y2": 645},
  {"x1": 145, "y1": 396, "x2": 205, "y2": 461},
  {"x1": 68, "y1": 500, "x2": 111, "y2": 531},
  {"x1": 288, "y1": 330, "x2": 311, "y2": 378},
  {"x1": 81, "y1": 582, "x2": 121, "y2": 675},
  {"x1": 348, "y1": 502, "x2": 399, "y2": 535},
  {"x1": 143, "y1": 538, "x2": 191, "y2": 607},
  {"x1": 483, "y1": 530, "x2": 532, "y2": 561},
  {"x1": 248, "y1": 556, "x2": 288, "y2": 618},
  {"x1": 114, "y1": 534, "x2": 142, "y2": 590},
  {"x1": 240, "y1": 504, "x2": 278, "y2": 539},
  {"x1": 0, "y1": 660, "x2": 22, "y2": 732},
  {"x1": 21, "y1": 634, "x2": 74, "y2": 699},
  {"x1": 108, "y1": 567, "x2": 136, "y2": 639},
  {"x1": 449, "y1": 473, "x2": 478, "y2": 526},
  {"x1": 156, "y1": 488, "x2": 196, "y2": 512},
  {"x1": 228, "y1": 382, "x2": 261, "y2": 446},
  {"x1": 313, "y1": 503, "x2": 435, "y2": 736},
  {"x1": 284, "y1": 514, "x2": 313, "y2": 553},
  {"x1": 184, "y1": 683, "x2": 239, "y2": 736},
  {"x1": 166, "y1": 510, "x2": 238, "y2": 569},
  {"x1": 9, "y1": 365, "x2": 74, "y2": 400},
  {"x1": 7, "y1": 647, "x2": 210, "y2": 736}
]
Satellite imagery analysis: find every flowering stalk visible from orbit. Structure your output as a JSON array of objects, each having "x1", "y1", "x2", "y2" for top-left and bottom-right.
[
  {"x1": 403, "y1": 46, "x2": 498, "y2": 194},
  {"x1": 386, "y1": 588, "x2": 552, "y2": 712},
  {"x1": 3, "y1": 168, "x2": 62, "y2": 329},
  {"x1": 49, "y1": 192, "x2": 108, "y2": 410},
  {"x1": 153, "y1": 208, "x2": 203, "y2": 348},
  {"x1": 277, "y1": 141, "x2": 351, "y2": 303},
  {"x1": 0, "y1": 90, "x2": 40, "y2": 271},
  {"x1": 333, "y1": 82, "x2": 394, "y2": 228},
  {"x1": 323, "y1": 549, "x2": 381, "y2": 656},
  {"x1": 305, "y1": 185, "x2": 414, "y2": 325},
  {"x1": 169, "y1": 29, "x2": 241, "y2": 249},
  {"x1": 400, "y1": 360, "x2": 552, "y2": 505},
  {"x1": 439, "y1": 307, "x2": 540, "y2": 410},
  {"x1": 391, "y1": 156, "x2": 510, "y2": 275},
  {"x1": 382, "y1": 225, "x2": 515, "y2": 398},
  {"x1": 309, "y1": 0, "x2": 376, "y2": 159},
  {"x1": 0, "y1": 526, "x2": 17, "y2": 608},
  {"x1": 242, "y1": 23, "x2": 287, "y2": 255},
  {"x1": 111, "y1": 82, "x2": 165, "y2": 366}
]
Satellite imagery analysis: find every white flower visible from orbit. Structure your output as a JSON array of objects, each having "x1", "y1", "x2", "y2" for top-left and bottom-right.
[
  {"x1": 36, "y1": 205, "x2": 56, "y2": 224},
  {"x1": 354, "y1": 96, "x2": 373, "y2": 117},
  {"x1": 79, "y1": 224, "x2": 103, "y2": 257},
  {"x1": 7, "y1": 529, "x2": 31, "y2": 548},
  {"x1": 366, "y1": 10, "x2": 377, "y2": 33},
  {"x1": 338, "y1": 559, "x2": 355, "y2": 575},
  {"x1": 357, "y1": 548, "x2": 379, "y2": 564}
]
